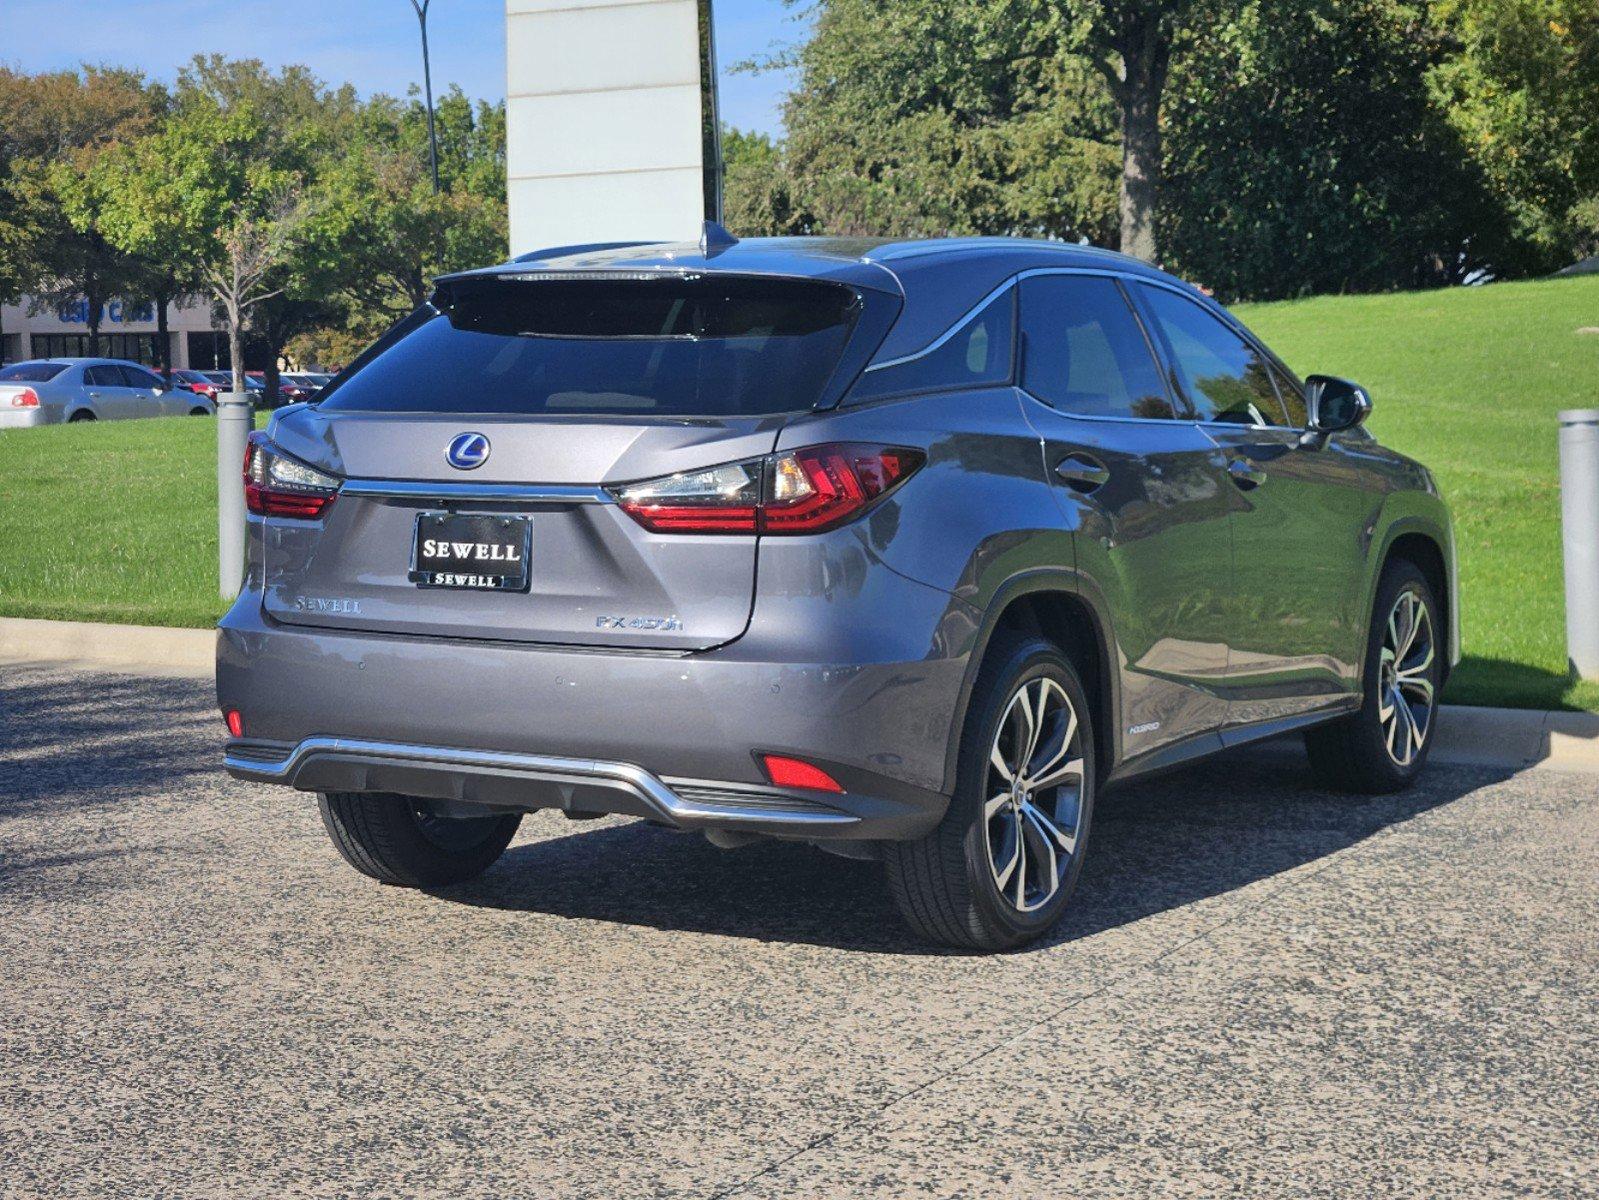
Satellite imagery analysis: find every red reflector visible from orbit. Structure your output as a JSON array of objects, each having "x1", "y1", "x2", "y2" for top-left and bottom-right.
[
  {"x1": 760, "y1": 754, "x2": 845, "y2": 793},
  {"x1": 224, "y1": 709, "x2": 244, "y2": 738}
]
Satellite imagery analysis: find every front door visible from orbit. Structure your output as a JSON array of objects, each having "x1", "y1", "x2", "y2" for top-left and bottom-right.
[
  {"x1": 1134, "y1": 283, "x2": 1372, "y2": 723},
  {"x1": 1016, "y1": 271, "x2": 1238, "y2": 763}
]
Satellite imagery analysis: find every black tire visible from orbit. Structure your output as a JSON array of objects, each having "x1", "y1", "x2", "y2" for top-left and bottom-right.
[
  {"x1": 1306, "y1": 561, "x2": 1442, "y2": 793},
  {"x1": 190, "y1": 407, "x2": 211, "y2": 416},
  {"x1": 68, "y1": 410, "x2": 95, "y2": 422},
  {"x1": 884, "y1": 633, "x2": 1096, "y2": 951},
  {"x1": 317, "y1": 792, "x2": 521, "y2": 887}
]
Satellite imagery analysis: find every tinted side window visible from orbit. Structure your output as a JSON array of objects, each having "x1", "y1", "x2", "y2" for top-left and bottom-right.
[
  {"x1": 1020, "y1": 275, "x2": 1176, "y2": 419},
  {"x1": 84, "y1": 365, "x2": 122, "y2": 387},
  {"x1": 1139, "y1": 285, "x2": 1287, "y2": 426},
  {"x1": 120, "y1": 366, "x2": 163, "y2": 389},
  {"x1": 850, "y1": 288, "x2": 1015, "y2": 401}
]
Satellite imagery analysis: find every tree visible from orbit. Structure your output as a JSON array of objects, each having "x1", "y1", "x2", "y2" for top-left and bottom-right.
[
  {"x1": 95, "y1": 88, "x2": 314, "y2": 392},
  {"x1": 1049, "y1": 1, "x2": 1220, "y2": 262},
  {"x1": 314, "y1": 87, "x2": 506, "y2": 346},
  {"x1": 1160, "y1": 0, "x2": 1500, "y2": 297},
  {"x1": 1427, "y1": 0, "x2": 1599, "y2": 274},
  {"x1": 0, "y1": 66, "x2": 162, "y2": 357},
  {"x1": 767, "y1": 0, "x2": 1120, "y2": 243}
]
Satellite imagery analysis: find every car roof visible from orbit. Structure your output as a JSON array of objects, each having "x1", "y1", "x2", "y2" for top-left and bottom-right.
[
  {"x1": 444, "y1": 232, "x2": 1205, "y2": 367},
  {"x1": 11, "y1": 357, "x2": 161, "y2": 371}
]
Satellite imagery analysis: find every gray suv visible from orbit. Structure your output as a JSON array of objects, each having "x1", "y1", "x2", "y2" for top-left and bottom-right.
[{"x1": 219, "y1": 233, "x2": 1457, "y2": 950}]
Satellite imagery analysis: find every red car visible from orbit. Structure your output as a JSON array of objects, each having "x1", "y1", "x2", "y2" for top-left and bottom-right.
[{"x1": 169, "y1": 369, "x2": 219, "y2": 398}]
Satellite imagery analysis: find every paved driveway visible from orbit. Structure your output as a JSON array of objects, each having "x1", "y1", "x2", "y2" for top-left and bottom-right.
[{"x1": 1, "y1": 662, "x2": 1594, "y2": 1199}]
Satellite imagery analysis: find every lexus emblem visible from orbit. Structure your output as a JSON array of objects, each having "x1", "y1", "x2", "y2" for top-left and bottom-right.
[{"x1": 446, "y1": 432, "x2": 490, "y2": 471}]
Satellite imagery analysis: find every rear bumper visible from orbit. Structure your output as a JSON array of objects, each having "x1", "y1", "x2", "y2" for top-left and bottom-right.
[
  {"x1": 224, "y1": 735, "x2": 923, "y2": 839},
  {"x1": 217, "y1": 589, "x2": 970, "y2": 841},
  {"x1": 0, "y1": 408, "x2": 51, "y2": 428}
]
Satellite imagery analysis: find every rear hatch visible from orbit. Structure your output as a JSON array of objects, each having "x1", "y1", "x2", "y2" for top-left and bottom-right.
[{"x1": 258, "y1": 273, "x2": 866, "y2": 651}]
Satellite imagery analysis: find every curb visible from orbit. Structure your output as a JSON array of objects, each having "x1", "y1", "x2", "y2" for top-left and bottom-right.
[
  {"x1": 0, "y1": 615, "x2": 214, "y2": 678},
  {"x1": 4, "y1": 616, "x2": 1598, "y2": 774}
]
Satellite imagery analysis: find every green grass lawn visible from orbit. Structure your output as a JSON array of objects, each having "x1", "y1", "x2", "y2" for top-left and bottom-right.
[
  {"x1": 2, "y1": 274, "x2": 1597, "y2": 709},
  {"x1": 0, "y1": 413, "x2": 265, "y2": 629}
]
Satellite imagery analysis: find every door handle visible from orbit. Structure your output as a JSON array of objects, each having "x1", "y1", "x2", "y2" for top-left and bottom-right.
[
  {"x1": 1228, "y1": 459, "x2": 1267, "y2": 491},
  {"x1": 1054, "y1": 453, "x2": 1110, "y2": 493}
]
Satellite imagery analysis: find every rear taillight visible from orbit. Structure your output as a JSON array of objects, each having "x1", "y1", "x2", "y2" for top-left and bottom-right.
[
  {"x1": 613, "y1": 443, "x2": 923, "y2": 535},
  {"x1": 244, "y1": 431, "x2": 339, "y2": 518},
  {"x1": 9, "y1": 388, "x2": 38, "y2": 408}
]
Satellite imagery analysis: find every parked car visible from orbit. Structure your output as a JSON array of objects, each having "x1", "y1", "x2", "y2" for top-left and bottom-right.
[
  {"x1": 169, "y1": 368, "x2": 220, "y2": 399},
  {"x1": 283, "y1": 373, "x2": 329, "y2": 398},
  {"x1": 0, "y1": 357, "x2": 215, "y2": 425},
  {"x1": 218, "y1": 233, "x2": 1458, "y2": 950}
]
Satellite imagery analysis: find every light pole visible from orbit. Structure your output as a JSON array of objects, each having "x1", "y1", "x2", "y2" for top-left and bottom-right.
[{"x1": 409, "y1": 0, "x2": 441, "y2": 192}]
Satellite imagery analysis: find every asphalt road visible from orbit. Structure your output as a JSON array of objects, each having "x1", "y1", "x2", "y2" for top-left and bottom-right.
[{"x1": 2, "y1": 661, "x2": 1595, "y2": 1200}]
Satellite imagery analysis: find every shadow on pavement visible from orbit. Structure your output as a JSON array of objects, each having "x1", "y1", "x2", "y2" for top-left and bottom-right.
[
  {"x1": 0, "y1": 664, "x2": 217, "y2": 818},
  {"x1": 440, "y1": 745, "x2": 1511, "y2": 954}
]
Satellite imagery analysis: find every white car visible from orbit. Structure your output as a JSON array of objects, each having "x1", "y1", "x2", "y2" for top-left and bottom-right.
[{"x1": 0, "y1": 357, "x2": 216, "y2": 427}]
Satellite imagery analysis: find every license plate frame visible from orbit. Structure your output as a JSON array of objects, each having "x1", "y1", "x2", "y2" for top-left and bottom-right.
[{"x1": 408, "y1": 511, "x2": 533, "y2": 593}]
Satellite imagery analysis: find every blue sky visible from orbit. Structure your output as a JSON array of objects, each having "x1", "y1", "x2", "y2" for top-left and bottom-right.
[{"x1": 0, "y1": 0, "x2": 803, "y2": 137}]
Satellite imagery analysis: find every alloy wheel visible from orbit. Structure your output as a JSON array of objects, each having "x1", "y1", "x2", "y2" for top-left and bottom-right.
[
  {"x1": 982, "y1": 677, "x2": 1086, "y2": 913},
  {"x1": 1378, "y1": 589, "x2": 1436, "y2": 767}
]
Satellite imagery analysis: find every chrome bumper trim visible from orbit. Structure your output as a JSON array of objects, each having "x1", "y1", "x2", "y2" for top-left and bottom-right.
[
  {"x1": 340, "y1": 480, "x2": 610, "y2": 504},
  {"x1": 224, "y1": 736, "x2": 857, "y2": 830}
]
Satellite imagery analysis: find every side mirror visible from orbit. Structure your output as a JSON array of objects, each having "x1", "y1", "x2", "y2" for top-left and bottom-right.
[{"x1": 1301, "y1": 374, "x2": 1371, "y2": 446}]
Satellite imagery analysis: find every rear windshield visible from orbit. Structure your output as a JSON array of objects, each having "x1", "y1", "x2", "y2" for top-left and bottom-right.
[
  {"x1": 0, "y1": 361, "x2": 68, "y2": 383},
  {"x1": 316, "y1": 276, "x2": 860, "y2": 417}
]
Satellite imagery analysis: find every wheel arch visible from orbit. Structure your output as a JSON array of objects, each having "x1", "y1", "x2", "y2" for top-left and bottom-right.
[
  {"x1": 941, "y1": 570, "x2": 1122, "y2": 793},
  {"x1": 1369, "y1": 512, "x2": 1459, "y2": 684}
]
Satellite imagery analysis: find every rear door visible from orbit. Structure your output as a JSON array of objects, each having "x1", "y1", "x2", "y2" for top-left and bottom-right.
[
  {"x1": 257, "y1": 273, "x2": 867, "y2": 651},
  {"x1": 1016, "y1": 272, "x2": 1239, "y2": 758}
]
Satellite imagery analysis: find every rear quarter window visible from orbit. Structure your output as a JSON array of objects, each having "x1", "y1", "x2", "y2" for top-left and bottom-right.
[{"x1": 847, "y1": 288, "x2": 1016, "y2": 402}]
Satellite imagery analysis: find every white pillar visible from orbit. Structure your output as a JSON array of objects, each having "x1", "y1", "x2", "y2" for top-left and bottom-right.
[
  {"x1": 1560, "y1": 409, "x2": 1599, "y2": 679},
  {"x1": 504, "y1": 0, "x2": 707, "y2": 255}
]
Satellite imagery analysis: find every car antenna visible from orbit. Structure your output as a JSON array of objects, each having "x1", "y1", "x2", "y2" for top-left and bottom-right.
[{"x1": 700, "y1": 219, "x2": 738, "y2": 258}]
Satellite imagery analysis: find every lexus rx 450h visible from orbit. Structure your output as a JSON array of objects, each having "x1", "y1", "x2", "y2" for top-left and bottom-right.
[{"x1": 219, "y1": 232, "x2": 1457, "y2": 951}]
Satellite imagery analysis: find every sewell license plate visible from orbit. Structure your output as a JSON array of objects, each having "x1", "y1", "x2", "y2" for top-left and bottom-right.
[{"x1": 409, "y1": 512, "x2": 532, "y2": 592}]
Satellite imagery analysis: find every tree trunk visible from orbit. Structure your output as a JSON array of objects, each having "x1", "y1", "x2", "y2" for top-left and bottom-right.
[
  {"x1": 154, "y1": 288, "x2": 172, "y2": 381},
  {"x1": 264, "y1": 354, "x2": 281, "y2": 409},
  {"x1": 86, "y1": 282, "x2": 104, "y2": 358},
  {"x1": 226, "y1": 299, "x2": 244, "y2": 395},
  {"x1": 1118, "y1": 15, "x2": 1169, "y2": 264}
]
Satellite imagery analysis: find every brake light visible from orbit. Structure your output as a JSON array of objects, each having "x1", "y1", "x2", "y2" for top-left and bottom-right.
[
  {"x1": 761, "y1": 754, "x2": 845, "y2": 793},
  {"x1": 613, "y1": 443, "x2": 923, "y2": 535},
  {"x1": 244, "y1": 431, "x2": 339, "y2": 518},
  {"x1": 9, "y1": 388, "x2": 38, "y2": 408},
  {"x1": 224, "y1": 709, "x2": 244, "y2": 737}
]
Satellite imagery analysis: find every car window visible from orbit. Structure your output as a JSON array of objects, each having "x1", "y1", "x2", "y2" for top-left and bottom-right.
[
  {"x1": 1138, "y1": 285, "x2": 1288, "y2": 427},
  {"x1": 120, "y1": 365, "x2": 163, "y2": 389},
  {"x1": 1020, "y1": 275, "x2": 1177, "y2": 420},
  {"x1": 0, "y1": 361, "x2": 68, "y2": 383},
  {"x1": 84, "y1": 365, "x2": 124, "y2": 387},
  {"x1": 849, "y1": 288, "x2": 1015, "y2": 402}
]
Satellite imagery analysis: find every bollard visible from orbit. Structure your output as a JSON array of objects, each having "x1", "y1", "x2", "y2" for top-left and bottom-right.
[
  {"x1": 1560, "y1": 409, "x2": 1599, "y2": 679},
  {"x1": 216, "y1": 392, "x2": 253, "y2": 601}
]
